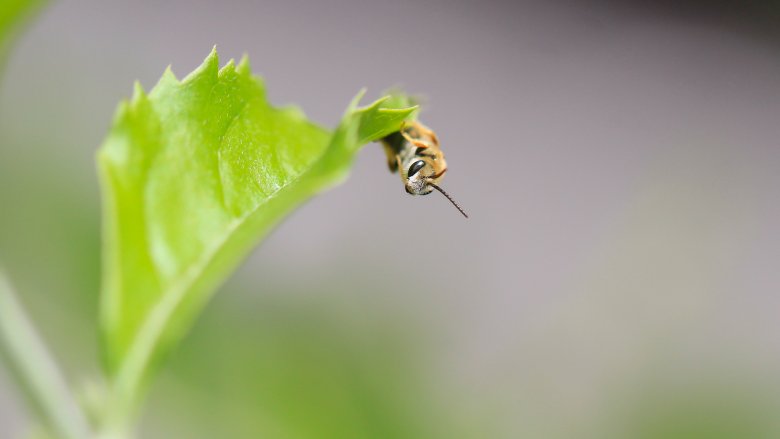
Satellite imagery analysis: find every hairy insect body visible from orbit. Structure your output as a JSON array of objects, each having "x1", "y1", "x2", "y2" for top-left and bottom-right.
[
  {"x1": 382, "y1": 121, "x2": 447, "y2": 195},
  {"x1": 381, "y1": 121, "x2": 467, "y2": 218}
]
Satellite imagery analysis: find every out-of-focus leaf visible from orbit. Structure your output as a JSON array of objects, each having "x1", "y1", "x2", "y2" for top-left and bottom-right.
[
  {"x1": 0, "y1": 0, "x2": 46, "y2": 68},
  {"x1": 616, "y1": 380, "x2": 780, "y2": 439},
  {"x1": 141, "y1": 290, "x2": 465, "y2": 439},
  {"x1": 97, "y1": 48, "x2": 416, "y2": 414}
]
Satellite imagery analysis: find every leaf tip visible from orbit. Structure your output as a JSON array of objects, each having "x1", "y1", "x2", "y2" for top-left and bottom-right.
[
  {"x1": 378, "y1": 104, "x2": 419, "y2": 116},
  {"x1": 183, "y1": 46, "x2": 220, "y2": 84},
  {"x1": 237, "y1": 53, "x2": 251, "y2": 75},
  {"x1": 360, "y1": 95, "x2": 391, "y2": 112},
  {"x1": 161, "y1": 64, "x2": 178, "y2": 82},
  {"x1": 219, "y1": 58, "x2": 237, "y2": 77},
  {"x1": 132, "y1": 81, "x2": 147, "y2": 101},
  {"x1": 346, "y1": 88, "x2": 367, "y2": 114},
  {"x1": 111, "y1": 99, "x2": 130, "y2": 121}
]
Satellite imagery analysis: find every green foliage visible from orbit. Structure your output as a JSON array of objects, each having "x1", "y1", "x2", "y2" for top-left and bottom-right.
[
  {"x1": 97, "y1": 47, "x2": 416, "y2": 417},
  {"x1": 0, "y1": 0, "x2": 46, "y2": 67},
  {"x1": 619, "y1": 383, "x2": 780, "y2": 439},
  {"x1": 143, "y1": 291, "x2": 454, "y2": 439}
]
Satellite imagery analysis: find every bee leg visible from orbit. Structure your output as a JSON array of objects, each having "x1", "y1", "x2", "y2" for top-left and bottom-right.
[
  {"x1": 406, "y1": 121, "x2": 439, "y2": 147},
  {"x1": 421, "y1": 127, "x2": 439, "y2": 145},
  {"x1": 401, "y1": 130, "x2": 430, "y2": 149},
  {"x1": 383, "y1": 143, "x2": 398, "y2": 173}
]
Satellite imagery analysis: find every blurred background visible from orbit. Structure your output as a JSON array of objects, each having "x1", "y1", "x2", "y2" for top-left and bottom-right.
[{"x1": 2, "y1": 0, "x2": 780, "y2": 437}]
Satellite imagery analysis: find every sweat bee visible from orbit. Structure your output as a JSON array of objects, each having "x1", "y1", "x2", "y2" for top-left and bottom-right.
[{"x1": 380, "y1": 120, "x2": 468, "y2": 218}]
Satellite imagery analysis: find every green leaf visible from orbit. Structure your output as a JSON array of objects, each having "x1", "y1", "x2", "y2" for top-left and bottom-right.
[
  {"x1": 97, "y1": 48, "x2": 416, "y2": 417},
  {"x1": 0, "y1": 0, "x2": 46, "y2": 70}
]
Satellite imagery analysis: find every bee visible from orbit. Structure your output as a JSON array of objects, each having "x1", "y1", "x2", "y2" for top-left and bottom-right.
[{"x1": 381, "y1": 120, "x2": 468, "y2": 218}]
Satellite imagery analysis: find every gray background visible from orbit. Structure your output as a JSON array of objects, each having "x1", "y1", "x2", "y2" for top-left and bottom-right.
[{"x1": 2, "y1": 0, "x2": 780, "y2": 437}]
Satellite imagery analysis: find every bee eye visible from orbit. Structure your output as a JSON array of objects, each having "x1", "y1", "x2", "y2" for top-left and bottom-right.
[{"x1": 407, "y1": 160, "x2": 425, "y2": 177}]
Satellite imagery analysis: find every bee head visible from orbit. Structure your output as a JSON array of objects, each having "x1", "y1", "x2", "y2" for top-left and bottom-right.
[
  {"x1": 403, "y1": 159, "x2": 436, "y2": 195},
  {"x1": 402, "y1": 159, "x2": 467, "y2": 218}
]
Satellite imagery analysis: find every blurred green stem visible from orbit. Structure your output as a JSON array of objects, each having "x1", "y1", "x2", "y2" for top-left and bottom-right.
[{"x1": 0, "y1": 270, "x2": 92, "y2": 439}]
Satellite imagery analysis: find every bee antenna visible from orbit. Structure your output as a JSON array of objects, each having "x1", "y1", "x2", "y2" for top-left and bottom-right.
[{"x1": 429, "y1": 182, "x2": 469, "y2": 218}]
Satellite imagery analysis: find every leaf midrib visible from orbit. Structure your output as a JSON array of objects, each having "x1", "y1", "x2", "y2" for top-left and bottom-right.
[
  {"x1": 112, "y1": 166, "x2": 302, "y2": 406},
  {"x1": 111, "y1": 90, "x2": 326, "y2": 408}
]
